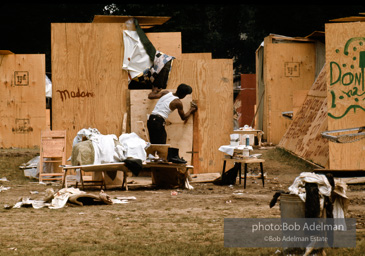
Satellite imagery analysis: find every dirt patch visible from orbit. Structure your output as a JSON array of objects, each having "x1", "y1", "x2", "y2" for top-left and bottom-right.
[{"x1": 0, "y1": 147, "x2": 364, "y2": 255}]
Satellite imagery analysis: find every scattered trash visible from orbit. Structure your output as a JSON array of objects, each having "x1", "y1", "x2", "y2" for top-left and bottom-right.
[
  {"x1": 30, "y1": 191, "x2": 39, "y2": 194},
  {"x1": 19, "y1": 156, "x2": 40, "y2": 179},
  {"x1": 171, "y1": 191, "x2": 178, "y2": 196},
  {"x1": 6, "y1": 188, "x2": 135, "y2": 210},
  {"x1": 43, "y1": 188, "x2": 55, "y2": 202},
  {"x1": 116, "y1": 196, "x2": 137, "y2": 200},
  {"x1": 112, "y1": 199, "x2": 130, "y2": 204},
  {"x1": 0, "y1": 186, "x2": 10, "y2": 192},
  {"x1": 0, "y1": 177, "x2": 9, "y2": 182}
]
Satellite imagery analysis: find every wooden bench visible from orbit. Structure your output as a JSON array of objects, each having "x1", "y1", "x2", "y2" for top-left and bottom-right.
[
  {"x1": 61, "y1": 163, "x2": 130, "y2": 190},
  {"x1": 61, "y1": 162, "x2": 194, "y2": 190}
]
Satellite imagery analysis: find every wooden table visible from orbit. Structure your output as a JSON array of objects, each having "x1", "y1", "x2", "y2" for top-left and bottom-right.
[
  {"x1": 221, "y1": 157, "x2": 265, "y2": 189},
  {"x1": 232, "y1": 129, "x2": 264, "y2": 147}
]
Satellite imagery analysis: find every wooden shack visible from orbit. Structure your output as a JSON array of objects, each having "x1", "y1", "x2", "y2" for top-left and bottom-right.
[
  {"x1": 0, "y1": 51, "x2": 47, "y2": 148},
  {"x1": 325, "y1": 21, "x2": 365, "y2": 170},
  {"x1": 255, "y1": 34, "x2": 319, "y2": 144},
  {"x1": 51, "y1": 16, "x2": 233, "y2": 174}
]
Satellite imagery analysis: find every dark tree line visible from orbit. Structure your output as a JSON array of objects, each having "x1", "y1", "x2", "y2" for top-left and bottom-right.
[{"x1": 1, "y1": 4, "x2": 364, "y2": 75}]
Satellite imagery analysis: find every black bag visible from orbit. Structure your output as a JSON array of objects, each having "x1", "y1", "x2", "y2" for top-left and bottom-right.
[{"x1": 213, "y1": 165, "x2": 239, "y2": 185}]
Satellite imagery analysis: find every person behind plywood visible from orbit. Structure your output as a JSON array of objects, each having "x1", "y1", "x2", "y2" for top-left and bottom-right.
[{"x1": 147, "y1": 83, "x2": 197, "y2": 163}]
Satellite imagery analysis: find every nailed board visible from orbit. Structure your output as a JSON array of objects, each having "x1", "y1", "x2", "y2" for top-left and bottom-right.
[
  {"x1": 326, "y1": 22, "x2": 365, "y2": 169},
  {"x1": 182, "y1": 53, "x2": 212, "y2": 60},
  {"x1": 92, "y1": 15, "x2": 171, "y2": 29},
  {"x1": 51, "y1": 23, "x2": 129, "y2": 156},
  {"x1": 182, "y1": 59, "x2": 233, "y2": 173},
  {"x1": 279, "y1": 67, "x2": 329, "y2": 168},
  {"x1": 261, "y1": 35, "x2": 317, "y2": 144},
  {"x1": 0, "y1": 54, "x2": 46, "y2": 148},
  {"x1": 130, "y1": 90, "x2": 193, "y2": 164}
]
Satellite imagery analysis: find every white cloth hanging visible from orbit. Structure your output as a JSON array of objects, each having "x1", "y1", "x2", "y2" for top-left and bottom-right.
[{"x1": 122, "y1": 30, "x2": 153, "y2": 80}]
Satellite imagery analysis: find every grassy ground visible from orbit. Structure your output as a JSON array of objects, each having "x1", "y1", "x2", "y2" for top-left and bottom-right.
[{"x1": 0, "y1": 147, "x2": 364, "y2": 256}]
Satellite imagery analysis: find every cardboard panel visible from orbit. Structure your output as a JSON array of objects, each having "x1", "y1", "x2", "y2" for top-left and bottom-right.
[{"x1": 0, "y1": 54, "x2": 46, "y2": 148}]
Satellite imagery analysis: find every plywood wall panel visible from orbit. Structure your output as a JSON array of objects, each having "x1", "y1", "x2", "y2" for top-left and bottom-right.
[
  {"x1": 130, "y1": 90, "x2": 193, "y2": 164},
  {"x1": 51, "y1": 23, "x2": 129, "y2": 156},
  {"x1": 146, "y1": 32, "x2": 182, "y2": 59},
  {"x1": 194, "y1": 59, "x2": 233, "y2": 173},
  {"x1": 326, "y1": 22, "x2": 365, "y2": 169},
  {"x1": 182, "y1": 53, "x2": 212, "y2": 60},
  {"x1": 279, "y1": 67, "x2": 328, "y2": 167},
  {"x1": 148, "y1": 59, "x2": 233, "y2": 173},
  {"x1": 0, "y1": 54, "x2": 46, "y2": 148}
]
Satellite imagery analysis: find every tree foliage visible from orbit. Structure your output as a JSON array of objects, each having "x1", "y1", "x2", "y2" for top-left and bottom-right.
[{"x1": 1, "y1": 4, "x2": 364, "y2": 75}]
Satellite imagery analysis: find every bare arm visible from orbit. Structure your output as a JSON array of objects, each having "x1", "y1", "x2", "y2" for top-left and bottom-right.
[
  {"x1": 148, "y1": 86, "x2": 168, "y2": 99},
  {"x1": 170, "y1": 99, "x2": 197, "y2": 121}
]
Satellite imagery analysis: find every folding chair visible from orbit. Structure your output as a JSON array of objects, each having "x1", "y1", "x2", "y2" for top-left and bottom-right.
[{"x1": 39, "y1": 130, "x2": 67, "y2": 183}]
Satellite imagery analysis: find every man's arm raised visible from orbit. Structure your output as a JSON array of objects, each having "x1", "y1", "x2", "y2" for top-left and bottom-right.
[{"x1": 148, "y1": 86, "x2": 168, "y2": 99}]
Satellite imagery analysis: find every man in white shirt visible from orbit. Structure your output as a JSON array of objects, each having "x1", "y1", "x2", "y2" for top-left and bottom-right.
[{"x1": 147, "y1": 83, "x2": 197, "y2": 144}]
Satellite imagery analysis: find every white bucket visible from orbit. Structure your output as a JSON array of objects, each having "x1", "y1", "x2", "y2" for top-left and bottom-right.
[
  {"x1": 230, "y1": 141, "x2": 239, "y2": 146},
  {"x1": 242, "y1": 148, "x2": 249, "y2": 157}
]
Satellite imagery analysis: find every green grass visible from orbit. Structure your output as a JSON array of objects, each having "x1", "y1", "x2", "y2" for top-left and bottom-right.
[{"x1": 0, "y1": 148, "x2": 39, "y2": 184}]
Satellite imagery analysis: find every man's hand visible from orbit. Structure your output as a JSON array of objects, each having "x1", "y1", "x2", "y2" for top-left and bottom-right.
[
  {"x1": 190, "y1": 100, "x2": 198, "y2": 112},
  {"x1": 148, "y1": 86, "x2": 167, "y2": 99}
]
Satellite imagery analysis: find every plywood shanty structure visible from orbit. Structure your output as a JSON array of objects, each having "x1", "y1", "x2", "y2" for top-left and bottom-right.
[
  {"x1": 256, "y1": 35, "x2": 318, "y2": 144},
  {"x1": 51, "y1": 17, "x2": 233, "y2": 174},
  {"x1": 325, "y1": 22, "x2": 365, "y2": 169},
  {"x1": 0, "y1": 52, "x2": 47, "y2": 148},
  {"x1": 278, "y1": 66, "x2": 329, "y2": 168}
]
